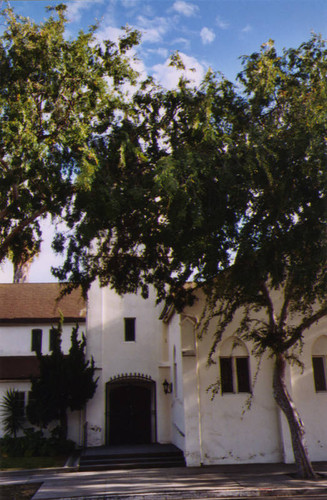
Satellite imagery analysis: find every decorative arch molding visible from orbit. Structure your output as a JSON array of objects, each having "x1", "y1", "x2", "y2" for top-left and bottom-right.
[
  {"x1": 180, "y1": 314, "x2": 198, "y2": 326},
  {"x1": 180, "y1": 316, "x2": 197, "y2": 356},
  {"x1": 219, "y1": 336, "x2": 249, "y2": 357},
  {"x1": 105, "y1": 373, "x2": 157, "y2": 444},
  {"x1": 108, "y1": 373, "x2": 154, "y2": 383},
  {"x1": 312, "y1": 335, "x2": 327, "y2": 356}
]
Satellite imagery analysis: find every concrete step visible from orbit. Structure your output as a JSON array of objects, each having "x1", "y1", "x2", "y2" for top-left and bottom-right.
[
  {"x1": 79, "y1": 459, "x2": 185, "y2": 471},
  {"x1": 79, "y1": 444, "x2": 185, "y2": 471}
]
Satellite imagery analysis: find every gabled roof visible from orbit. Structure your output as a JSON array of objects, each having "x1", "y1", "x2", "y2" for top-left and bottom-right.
[{"x1": 0, "y1": 283, "x2": 86, "y2": 324}]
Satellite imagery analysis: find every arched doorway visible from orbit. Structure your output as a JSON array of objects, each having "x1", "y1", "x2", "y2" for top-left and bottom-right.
[{"x1": 106, "y1": 375, "x2": 156, "y2": 445}]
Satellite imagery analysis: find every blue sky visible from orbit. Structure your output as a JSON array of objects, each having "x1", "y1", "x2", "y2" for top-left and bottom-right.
[
  {"x1": 7, "y1": 0, "x2": 327, "y2": 85},
  {"x1": 1, "y1": 0, "x2": 326, "y2": 282}
]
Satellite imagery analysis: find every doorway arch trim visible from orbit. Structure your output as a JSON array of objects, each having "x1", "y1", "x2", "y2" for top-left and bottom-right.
[{"x1": 106, "y1": 373, "x2": 157, "y2": 444}]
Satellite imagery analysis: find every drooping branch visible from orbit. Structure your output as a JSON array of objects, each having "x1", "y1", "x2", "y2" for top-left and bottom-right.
[
  {"x1": 283, "y1": 304, "x2": 327, "y2": 351},
  {"x1": 0, "y1": 206, "x2": 48, "y2": 263}
]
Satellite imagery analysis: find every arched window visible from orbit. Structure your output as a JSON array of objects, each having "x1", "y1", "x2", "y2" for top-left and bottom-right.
[
  {"x1": 219, "y1": 337, "x2": 251, "y2": 394},
  {"x1": 312, "y1": 336, "x2": 327, "y2": 392}
]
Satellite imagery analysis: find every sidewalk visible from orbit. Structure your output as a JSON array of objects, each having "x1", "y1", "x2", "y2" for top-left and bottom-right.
[{"x1": 2, "y1": 462, "x2": 327, "y2": 499}]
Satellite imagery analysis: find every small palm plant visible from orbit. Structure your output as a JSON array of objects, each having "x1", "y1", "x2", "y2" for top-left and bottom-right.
[{"x1": 0, "y1": 389, "x2": 25, "y2": 437}]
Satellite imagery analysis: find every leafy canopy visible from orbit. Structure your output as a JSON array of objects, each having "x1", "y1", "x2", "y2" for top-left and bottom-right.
[
  {"x1": 57, "y1": 34, "x2": 326, "y2": 347},
  {"x1": 0, "y1": 4, "x2": 139, "y2": 267}
]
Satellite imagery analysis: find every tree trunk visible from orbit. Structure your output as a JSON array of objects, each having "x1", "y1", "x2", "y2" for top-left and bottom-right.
[
  {"x1": 13, "y1": 259, "x2": 32, "y2": 283},
  {"x1": 273, "y1": 353, "x2": 316, "y2": 479}
]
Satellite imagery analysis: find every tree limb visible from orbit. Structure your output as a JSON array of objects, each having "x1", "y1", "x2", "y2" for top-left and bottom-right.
[
  {"x1": 260, "y1": 281, "x2": 277, "y2": 330},
  {"x1": 0, "y1": 206, "x2": 48, "y2": 263},
  {"x1": 283, "y1": 304, "x2": 327, "y2": 351}
]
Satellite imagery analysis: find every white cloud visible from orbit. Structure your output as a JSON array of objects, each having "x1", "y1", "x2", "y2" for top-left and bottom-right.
[
  {"x1": 172, "y1": 1, "x2": 199, "y2": 17},
  {"x1": 147, "y1": 48, "x2": 169, "y2": 59},
  {"x1": 95, "y1": 25, "x2": 123, "y2": 45},
  {"x1": 136, "y1": 15, "x2": 170, "y2": 43},
  {"x1": 66, "y1": 0, "x2": 104, "y2": 24},
  {"x1": 121, "y1": 0, "x2": 138, "y2": 7},
  {"x1": 200, "y1": 27, "x2": 215, "y2": 45},
  {"x1": 216, "y1": 16, "x2": 229, "y2": 30},
  {"x1": 242, "y1": 24, "x2": 252, "y2": 33},
  {"x1": 121, "y1": 0, "x2": 154, "y2": 17},
  {"x1": 172, "y1": 37, "x2": 191, "y2": 49},
  {"x1": 152, "y1": 53, "x2": 205, "y2": 90}
]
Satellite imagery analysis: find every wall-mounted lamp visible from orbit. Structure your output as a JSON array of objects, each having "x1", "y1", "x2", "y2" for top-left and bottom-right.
[{"x1": 163, "y1": 379, "x2": 173, "y2": 394}]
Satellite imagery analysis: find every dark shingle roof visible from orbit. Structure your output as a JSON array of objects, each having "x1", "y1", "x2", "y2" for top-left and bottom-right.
[
  {"x1": 0, "y1": 284, "x2": 86, "y2": 324},
  {"x1": 0, "y1": 356, "x2": 40, "y2": 380}
]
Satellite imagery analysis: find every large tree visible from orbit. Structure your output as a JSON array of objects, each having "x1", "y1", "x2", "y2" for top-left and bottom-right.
[
  {"x1": 0, "y1": 4, "x2": 139, "y2": 270},
  {"x1": 200, "y1": 36, "x2": 326, "y2": 478},
  {"x1": 57, "y1": 36, "x2": 327, "y2": 477},
  {"x1": 27, "y1": 320, "x2": 98, "y2": 440},
  {"x1": 53, "y1": 66, "x2": 247, "y2": 304}
]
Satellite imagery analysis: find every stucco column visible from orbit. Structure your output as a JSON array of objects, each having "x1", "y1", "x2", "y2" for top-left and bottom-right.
[{"x1": 181, "y1": 353, "x2": 202, "y2": 466}]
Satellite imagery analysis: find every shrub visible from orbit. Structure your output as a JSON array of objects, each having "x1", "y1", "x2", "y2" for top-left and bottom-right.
[
  {"x1": 0, "y1": 389, "x2": 25, "y2": 438},
  {"x1": 0, "y1": 428, "x2": 75, "y2": 458}
]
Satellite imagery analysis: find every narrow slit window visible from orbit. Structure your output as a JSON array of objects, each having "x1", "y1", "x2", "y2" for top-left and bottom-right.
[
  {"x1": 49, "y1": 328, "x2": 57, "y2": 351},
  {"x1": 220, "y1": 357, "x2": 234, "y2": 393},
  {"x1": 312, "y1": 356, "x2": 327, "y2": 392},
  {"x1": 236, "y1": 357, "x2": 251, "y2": 393},
  {"x1": 31, "y1": 329, "x2": 42, "y2": 354},
  {"x1": 124, "y1": 318, "x2": 135, "y2": 342}
]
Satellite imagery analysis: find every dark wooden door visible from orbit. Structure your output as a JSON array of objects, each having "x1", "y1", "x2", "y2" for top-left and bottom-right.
[{"x1": 108, "y1": 385, "x2": 152, "y2": 445}]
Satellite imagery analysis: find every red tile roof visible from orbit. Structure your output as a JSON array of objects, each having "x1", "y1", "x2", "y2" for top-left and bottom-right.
[{"x1": 0, "y1": 284, "x2": 86, "y2": 324}]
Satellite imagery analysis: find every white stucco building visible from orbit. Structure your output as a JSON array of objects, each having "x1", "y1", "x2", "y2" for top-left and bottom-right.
[
  {"x1": 0, "y1": 283, "x2": 86, "y2": 444},
  {"x1": 160, "y1": 292, "x2": 327, "y2": 466},
  {"x1": 1, "y1": 281, "x2": 327, "y2": 467}
]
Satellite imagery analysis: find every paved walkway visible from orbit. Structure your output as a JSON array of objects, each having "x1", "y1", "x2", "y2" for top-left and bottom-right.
[{"x1": 2, "y1": 462, "x2": 327, "y2": 499}]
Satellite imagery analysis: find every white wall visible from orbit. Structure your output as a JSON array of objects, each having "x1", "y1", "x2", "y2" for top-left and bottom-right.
[
  {"x1": 167, "y1": 312, "x2": 186, "y2": 453},
  {"x1": 0, "y1": 321, "x2": 86, "y2": 445},
  {"x1": 85, "y1": 283, "x2": 169, "y2": 446},
  {"x1": 290, "y1": 316, "x2": 327, "y2": 462},
  {"x1": 166, "y1": 293, "x2": 283, "y2": 465},
  {"x1": 0, "y1": 322, "x2": 81, "y2": 356},
  {"x1": 166, "y1": 290, "x2": 327, "y2": 466}
]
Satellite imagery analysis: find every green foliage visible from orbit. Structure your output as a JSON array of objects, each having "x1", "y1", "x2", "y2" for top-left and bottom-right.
[
  {"x1": 54, "y1": 64, "x2": 247, "y2": 308},
  {"x1": 57, "y1": 34, "x2": 326, "y2": 330},
  {"x1": 55, "y1": 36, "x2": 326, "y2": 477},
  {"x1": 0, "y1": 4, "x2": 139, "y2": 268},
  {"x1": 0, "y1": 428, "x2": 75, "y2": 458},
  {"x1": 201, "y1": 35, "x2": 327, "y2": 359},
  {"x1": 0, "y1": 389, "x2": 25, "y2": 438},
  {"x1": 27, "y1": 319, "x2": 97, "y2": 439}
]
